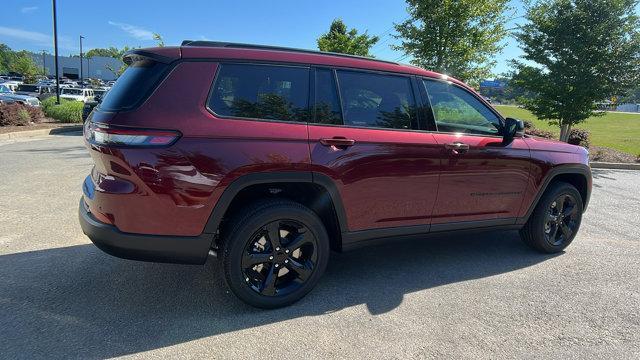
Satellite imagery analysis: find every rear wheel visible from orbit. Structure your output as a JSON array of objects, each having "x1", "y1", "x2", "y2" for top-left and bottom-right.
[
  {"x1": 221, "y1": 200, "x2": 330, "y2": 308},
  {"x1": 520, "y1": 182, "x2": 583, "y2": 253}
]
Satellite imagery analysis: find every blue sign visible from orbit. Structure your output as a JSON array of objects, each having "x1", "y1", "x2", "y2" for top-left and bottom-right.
[{"x1": 480, "y1": 80, "x2": 506, "y2": 88}]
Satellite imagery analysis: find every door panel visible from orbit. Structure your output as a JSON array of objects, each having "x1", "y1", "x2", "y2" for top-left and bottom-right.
[
  {"x1": 432, "y1": 134, "x2": 530, "y2": 223},
  {"x1": 309, "y1": 126, "x2": 440, "y2": 231}
]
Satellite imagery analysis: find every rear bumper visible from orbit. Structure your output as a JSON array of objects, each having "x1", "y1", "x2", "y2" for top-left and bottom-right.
[{"x1": 78, "y1": 198, "x2": 211, "y2": 264}]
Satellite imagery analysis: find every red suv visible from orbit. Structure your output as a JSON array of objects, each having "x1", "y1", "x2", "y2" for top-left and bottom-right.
[{"x1": 80, "y1": 41, "x2": 592, "y2": 308}]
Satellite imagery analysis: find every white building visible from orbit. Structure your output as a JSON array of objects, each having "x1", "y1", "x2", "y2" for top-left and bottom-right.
[{"x1": 29, "y1": 53, "x2": 123, "y2": 81}]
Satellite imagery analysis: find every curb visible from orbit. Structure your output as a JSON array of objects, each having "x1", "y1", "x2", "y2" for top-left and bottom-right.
[
  {"x1": 590, "y1": 162, "x2": 640, "y2": 170},
  {"x1": 0, "y1": 125, "x2": 82, "y2": 141}
]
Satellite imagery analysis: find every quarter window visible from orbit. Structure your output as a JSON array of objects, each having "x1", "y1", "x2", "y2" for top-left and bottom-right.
[
  {"x1": 336, "y1": 71, "x2": 417, "y2": 130},
  {"x1": 423, "y1": 79, "x2": 501, "y2": 135},
  {"x1": 209, "y1": 64, "x2": 310, "y2": 122}
]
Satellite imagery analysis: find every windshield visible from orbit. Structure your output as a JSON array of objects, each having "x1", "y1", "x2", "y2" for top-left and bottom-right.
[{"x1": 0, "y1": 84, "x2": 12, "y2": 93}]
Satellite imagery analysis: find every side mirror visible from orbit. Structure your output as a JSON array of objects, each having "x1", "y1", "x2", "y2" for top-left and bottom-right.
[{"x1": 503, "y1": 117, "x2": 524, "y2": 145}]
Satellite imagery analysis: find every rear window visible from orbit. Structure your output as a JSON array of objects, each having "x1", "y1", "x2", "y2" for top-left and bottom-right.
[
  {"x1": 98, "y1": 59, "x2": 167, "y2": 112},
  {"x1": 208, "y1": 63, "x2": 310, "y2": 122}
]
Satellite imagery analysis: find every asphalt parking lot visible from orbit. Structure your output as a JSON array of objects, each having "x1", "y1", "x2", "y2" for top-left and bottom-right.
[{"x1": 1, "y1": 133, "x2": 639, "y2": 359}]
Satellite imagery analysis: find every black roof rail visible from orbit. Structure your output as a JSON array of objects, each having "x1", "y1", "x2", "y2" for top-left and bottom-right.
[{"x1": 181, "y1": 40, "x2": 399, "y2": 65}]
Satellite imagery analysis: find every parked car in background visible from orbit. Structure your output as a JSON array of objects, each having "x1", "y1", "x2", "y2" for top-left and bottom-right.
[
  {"x1": 0, "y1": 84, "x2": 41, "y2": 107},
  {"x1": 80, "y1": 42, "x2": 592, "y2": 308},
  {"x1": 1, "y1": 81, "x2": 22, "y2": 92},
  {"x1": 0, "y1": 94, "x2": 17, "y2": 104},
  {"x1": 82, "y1": 88, "x2": 109, "y2": 121},
  {"x1": 60, "y1": 87, "x2": 95, "y2": 103},
  {"x1": 15, "y1": 84, "x2": 55, "y2": 101}
]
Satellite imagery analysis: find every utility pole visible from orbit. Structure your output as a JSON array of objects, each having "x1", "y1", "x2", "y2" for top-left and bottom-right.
[
  {"x1": 40, "y1": 50, "x2": 46, "y2": 77},
  {"x1": 79, "y1": 35, "x2": 84, "y2": 85},
  {"x1": 52, "y1": 0, "x2": 60, "y2": 104}
]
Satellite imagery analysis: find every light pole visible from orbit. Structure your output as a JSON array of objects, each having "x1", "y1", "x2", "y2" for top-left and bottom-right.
[
  {"x1": 40, "y1": 50, "x2": 46, "y2": 77},
  {"x1": 79, "y1": 35, "x2": 84, "y2": 85},
  {"x1": 52, "y1": 0, "x2": 60, "y2": 104}
]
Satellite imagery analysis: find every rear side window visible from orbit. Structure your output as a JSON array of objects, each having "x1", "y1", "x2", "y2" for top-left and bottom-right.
[
  {"x1": 336, "y1": 71, "x2": 417, "y2": 130},
  {"x1": 209, "y1": 64, "x2": 310, "y2": 122},
  {"x1": 99, "y1": 59, "x2": 167, "y2": 112}
]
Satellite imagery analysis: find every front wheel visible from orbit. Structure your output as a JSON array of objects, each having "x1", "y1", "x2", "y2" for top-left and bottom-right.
[
  {"x1": 221, "y1": 200, "x2": 330, "y2": 308},
  {"x1": 520, "y1": 182, "x2": 583, "y2": 253}
]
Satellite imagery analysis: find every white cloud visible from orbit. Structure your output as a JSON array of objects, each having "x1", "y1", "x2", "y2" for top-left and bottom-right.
[
  {"x1": 0, "y1": 26, "x2": 75, "y2": 50},
  {"x1": 21, "y1": 6, "x2": 38, "y2": 13},
  {"x1": 0, "y1": 26, "x2": 49, "y2": 44},
  {"x1": 108, "y1": 21, "x2": 154, "y2": 40}
]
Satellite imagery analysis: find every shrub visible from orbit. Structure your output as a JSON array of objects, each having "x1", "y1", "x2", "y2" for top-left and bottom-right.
[
  {"x1": 0, "y1": 103, "x2": 31, "y2": 126},
  {"x1": 568, "y1": 128, "x2": 590, "y2": 148},
  {"x1": 26, "y1": 106, "x2": 45, "y2": 123},
  {"x1": 522, "y1": 119, "x2": 534, "y2": 129},
  {"x1": 41, "y1": 97, "x2": 83, "y2": 123},
  {"x1": 526, "y1": 127, "x2": 555, "y2": 139}
]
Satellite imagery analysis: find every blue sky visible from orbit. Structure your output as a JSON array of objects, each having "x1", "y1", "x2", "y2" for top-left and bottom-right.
[{"x1": 1, "y1": 0, "x2": 530, "y2": 76}]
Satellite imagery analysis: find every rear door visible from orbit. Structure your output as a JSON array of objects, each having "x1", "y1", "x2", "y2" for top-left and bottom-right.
[
  {"x1": 308, "y1": 68, "x2": 440, "y2": 234},
  {"x1": 421, "y1": 79, "x2": 530, "y2": 226}
]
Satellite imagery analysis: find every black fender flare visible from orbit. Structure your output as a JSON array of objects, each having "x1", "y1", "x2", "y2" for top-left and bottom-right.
[
  {"x1": 516, "y1": 163, "x2": 592, "y2": 225},
  {"x1": 202, "y1": 171, "x2": 349, "y2": 236}
]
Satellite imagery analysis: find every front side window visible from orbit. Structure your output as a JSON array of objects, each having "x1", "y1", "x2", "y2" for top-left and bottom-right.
[
  {"x1": 336, "y1": 71, "x2": 417, "y2": 130},
  {"x1": 209, "y1": 64, "x2": 310, "y2": 122},
  {"x1": 423, "y1": 79, "x2": 501, "y2": 135}
]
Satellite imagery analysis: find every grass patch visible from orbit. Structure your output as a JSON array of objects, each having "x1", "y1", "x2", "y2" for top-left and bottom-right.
[
  {"x1": 41, "y1": 97, "x2": 83, "y2": 123},
  {"x1": 495, "y1": 105, "x2": 640, "y2": 156}
]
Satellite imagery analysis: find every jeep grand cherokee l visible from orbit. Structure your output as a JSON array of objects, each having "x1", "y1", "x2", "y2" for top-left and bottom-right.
[{"x1": 79, "y1": 41, "x2": 592, "y2": 308}]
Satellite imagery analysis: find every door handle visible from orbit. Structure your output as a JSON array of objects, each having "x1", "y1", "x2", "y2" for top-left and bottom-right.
[
  {"x1": 320, "y1": 137, "x2": 356, "y2": 148},
  {"x1": 444, "y1": 142, "x2": 470, "y2": 154}
]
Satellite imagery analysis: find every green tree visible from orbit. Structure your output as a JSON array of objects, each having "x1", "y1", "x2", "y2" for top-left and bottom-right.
[
  {"x1": 512, "y1": 0, "x2": 640, "y2": 141},
  {"x1": 85, "y1": 46, "x2": 132, "y2": 59},
  {"x1": 317, "y1": 19, "x2": 379, "y2": 57},
  {"x1": 153, "y1": 33, "x2": 165, "y2": 47},
  {"x1": 0, "y1": 43, "x2": 15, "y2": 74},
  {"x1": 11, "y1": 51, "x2": 40, "y2": 82},
  {"x1": 393, "y1": 0, "x2": 511, "y2": 86}
]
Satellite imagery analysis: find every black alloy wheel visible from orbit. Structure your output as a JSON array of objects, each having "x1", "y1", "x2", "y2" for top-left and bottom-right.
[
  {"x1": 222, "y1": 199, "x2": 330, "y2": 308},
  {"x1": 543, "y1": 194, "x2": 579, "y2": 247},
  {"x1": 520, "y1": 181, "x2": 583, "y2": 253},
  {"x1": 241, "y1": 220, "x2": 318, "y2": 297}
]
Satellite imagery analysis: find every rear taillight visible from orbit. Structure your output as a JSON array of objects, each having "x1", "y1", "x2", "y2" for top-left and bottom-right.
[{"x1": 84, "y1": 121, "x2": 180, "y2": 147}]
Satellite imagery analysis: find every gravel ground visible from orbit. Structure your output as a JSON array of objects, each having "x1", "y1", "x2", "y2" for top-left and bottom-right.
[{"x1": 0, "y1": 133, "x2": 638, "y2": 359}]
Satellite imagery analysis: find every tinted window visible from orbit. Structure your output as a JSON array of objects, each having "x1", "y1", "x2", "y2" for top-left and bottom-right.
[
  {"x1": 17, "y1": 85, "x2": 38, "y2": 92},
  {"x1": 337, "y1": 71, "x2": 416, "y2": 130},
  {"x1": 423, "y1": 79, "x2": 501, "y2": 135},
  {"x1": 99, "y1": 59, "x2": 167, "y2": 112},
  {"x1": 209, "y1": 64, "x2": 309, "y2": 122},
  {"x1": 313, "y1": 69, "x2": 342, "y2": 125}
]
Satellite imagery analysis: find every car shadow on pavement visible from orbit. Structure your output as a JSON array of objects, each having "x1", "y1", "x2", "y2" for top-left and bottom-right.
[{"x1": 0, "y1": 230, "x2": 558, "y2": 359}]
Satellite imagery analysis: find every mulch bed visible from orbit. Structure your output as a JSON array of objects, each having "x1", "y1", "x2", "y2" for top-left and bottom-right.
[
  {"x1": 0, "y1": 119, "x2": 79, "y2": 134},
  {"x1": 589, "y1": 146, "x2": 639, "y2": 163}
]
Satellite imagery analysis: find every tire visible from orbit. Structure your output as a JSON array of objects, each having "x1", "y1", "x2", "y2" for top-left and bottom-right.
[
  {"x1": 221, "y1": 199, "x2": 330, "y2": 308},
  {"x1": 520, "y1": 181, "x2": 583, "y2": 253}
]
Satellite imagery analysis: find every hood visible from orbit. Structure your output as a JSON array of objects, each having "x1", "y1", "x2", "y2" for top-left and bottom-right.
[
  {"x1": 14, "y1": 91, "x2": 38, "y2": 96},
  {"x1": 3, "y1": 93, "x2": 37, "y2": 102},
  {"x1": 524, "y1": 134, "x2": 587, "y2": 154}
]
